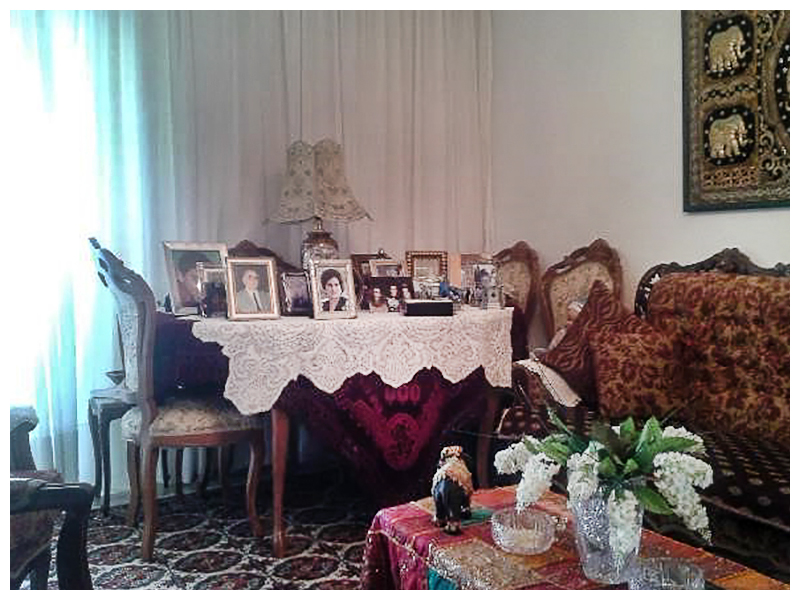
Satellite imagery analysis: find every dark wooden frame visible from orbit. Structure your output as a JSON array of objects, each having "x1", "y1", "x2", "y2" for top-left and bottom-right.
[
  {"x1": 682, "y1": 10, "x2": 789, "y2": 212},
  {"x1": 541, "y1": 239, "x2": 623, "y2": 341},
  {"x1": 634, "y1": 247, "x2": 789, "y2": 317}
]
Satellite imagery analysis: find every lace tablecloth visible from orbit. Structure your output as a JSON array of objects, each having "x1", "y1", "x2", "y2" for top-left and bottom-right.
[{"x1": 192, "y1": 308, "x2": 513, "y2": 415}]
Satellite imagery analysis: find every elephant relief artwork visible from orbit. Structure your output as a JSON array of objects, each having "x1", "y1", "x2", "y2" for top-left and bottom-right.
[
  {"x1": 709, "y1": 114, "x2": 749, "y2": 159},
  {"x1": 683, "y1": 10, "x2": 789, "y2": 211},
  {"x1": 708, "y1": 25, "x2": 748, "y2": 74}
]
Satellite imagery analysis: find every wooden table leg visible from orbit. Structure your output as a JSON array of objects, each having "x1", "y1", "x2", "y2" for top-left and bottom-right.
[
  {"x1": 476, "y1": 388, "x2": 501, "y2": 490},
  {"x1": 271, "y1": 405, "x2": 289, "y2": 558}
]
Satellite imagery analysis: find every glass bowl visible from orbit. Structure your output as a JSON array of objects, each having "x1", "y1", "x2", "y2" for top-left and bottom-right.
[
  {"x1": 627, "y1": 557, "x2": 704, "y2": 590},
  {"x1": 491, "y1": 507, "x2": 556, "y2": 555}
]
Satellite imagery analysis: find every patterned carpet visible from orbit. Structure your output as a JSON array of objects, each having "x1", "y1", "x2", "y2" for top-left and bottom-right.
[{"x1": 33, "y1": 468, "x2": 378, "y2": 590}]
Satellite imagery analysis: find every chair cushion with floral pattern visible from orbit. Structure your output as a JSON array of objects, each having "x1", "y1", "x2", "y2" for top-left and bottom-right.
[{"x1": 121, "y1": 396, "x2": 263, "y2": 440}]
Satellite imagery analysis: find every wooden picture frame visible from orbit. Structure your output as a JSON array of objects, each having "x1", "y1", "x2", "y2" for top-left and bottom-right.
[
  {"x1": 405, "y1": 251, "x2": 449, "y2": 280},
  {"x1": 163, "y1": 241, "x2": 228, "y2": 315},
  {"x1": 682, "y1": 10, "x2": 789, "y2": 211},
  {"x1": 369, "y1": 259, "x2": 405, "y2": 277},
  {"x1": 351, "y1": 252, "x2": 387, "y2": 279},
  {"x1": 310, "y1": 259, "x2": 358, "y2": 320},
  {"x1": 225, "y1": 257, "x2": 280, "y2": 320}
]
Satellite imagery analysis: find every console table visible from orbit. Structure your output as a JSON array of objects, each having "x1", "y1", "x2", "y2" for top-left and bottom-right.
[
  {"x1": 192, "y1": 308, "x2": 513, "y2": 557},
  {"x1": 361, "y1": 486, "x2": 788, "y2": 590}
]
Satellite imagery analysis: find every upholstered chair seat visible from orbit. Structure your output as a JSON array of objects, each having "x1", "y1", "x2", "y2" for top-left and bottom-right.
[{"x1": 121, "y1": 398, "x2": 264, "y2": 440}]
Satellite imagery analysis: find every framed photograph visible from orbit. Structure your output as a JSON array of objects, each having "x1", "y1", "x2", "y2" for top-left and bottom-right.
[
  {"x1": 280, "y1": 271, "x2": 313, "y2": 316},
  {"x1": 405, "y1": 251, "x2": 449, "y2": 280},
  {"x1": 225, "y1": 257, "x2": 280, "y2": 320},
  {"x1": 459, "y1": 252, "x2": 492, "y2": 289},
  {"x1": 682, "y1": 10, "x2": 789, "y2": 211},
  {"x1": 309, "y1": 259, "x2": 357, "y2": 320},
  {"x1": 196, "y1": 262, "x2": 228, "y2": 318},
  {"x1": 365, "y1": 276, "x2": 414, "y2": 313},
  {"x1": 369, "y1": 259, "x2": 405, "y2": 277},
  {"x1": 350, "y1": 253, "x2": 385, "y2": 279},
  {"x1": 163, "y1": 241, "x2": 229, "y2": 315}
]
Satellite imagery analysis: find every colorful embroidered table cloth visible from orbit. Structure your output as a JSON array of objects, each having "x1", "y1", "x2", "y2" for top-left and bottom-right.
[{"x1": 361, "y1": 486, "x2": 788, "y2": 590}]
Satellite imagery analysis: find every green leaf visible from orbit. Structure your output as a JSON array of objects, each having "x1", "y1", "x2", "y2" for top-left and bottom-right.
[
  {"x1": 632, "y1": 486, "x2": 674, "y2": 515},
  {"x1": 546, "y1": 406, "x2": 573, "y2": 437},
  {"x1": 598, "y1": 456, "x2": 617, "y2": 478},
  {"x1": 590, "y1": 422, "x2": 624, "y2": 460},
  {"x1": 522, "y1": 437, "x2": 541, "y2": 454},
  {"x1": 539, "y1": 440, "x2": 571, "y2": 465},
  {"x1": 622, "y1": 458, "x2": 639, "y2": 476},
  {"x1": 652, "y1": 436, "x2": 699, "y2": 455},
  {"x1": 636, "y1": 416, "x2": 662, "y2": 453},
  {"x1": 619, "y1": 417, "x2": 637, "y2": 448}
]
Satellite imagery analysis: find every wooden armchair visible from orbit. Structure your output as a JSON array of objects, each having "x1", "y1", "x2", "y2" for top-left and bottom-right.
[{"x1": 10, "y1": 406, "x2": 93, "y2": 589}]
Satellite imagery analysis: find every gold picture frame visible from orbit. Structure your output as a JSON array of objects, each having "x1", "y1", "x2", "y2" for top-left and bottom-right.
[{"x1": 405, "y1": 251, "x2": 449, "y2": 280}]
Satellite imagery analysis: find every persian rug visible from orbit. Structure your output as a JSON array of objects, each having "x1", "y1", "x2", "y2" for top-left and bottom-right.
[{"x1": 25, "y1": 469, "x2": 377, "y2": 590}]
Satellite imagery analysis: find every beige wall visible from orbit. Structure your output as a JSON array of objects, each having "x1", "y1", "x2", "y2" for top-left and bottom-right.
[{"x1": 491, "y1": 11, "x2": 790, "y2": 345}]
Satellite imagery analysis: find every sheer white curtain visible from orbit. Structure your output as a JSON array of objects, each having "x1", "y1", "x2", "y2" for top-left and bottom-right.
[
  {"x1": 8, "y1": 9, "x2": 494, "y2": 492},
  {"x1": 9, "y1": 10, "x2": 148, "y2": 482},
  {"x1": 139, "y1": 10, "x2": 495, "y2": 294}
]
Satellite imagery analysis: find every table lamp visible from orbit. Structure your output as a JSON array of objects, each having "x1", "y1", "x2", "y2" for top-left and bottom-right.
[{"x1": 272, "y1": 138, "x2": 371, "y2": 271}]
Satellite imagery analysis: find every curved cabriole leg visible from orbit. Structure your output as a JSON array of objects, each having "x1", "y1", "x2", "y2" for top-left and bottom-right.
[
  {"x1": 88, "y1": 403, "x2": 101, "y2": 499},
  {"x1": 220, "y1": 445, "x2": 231, "y2": 506},
  {"x1": 28, "y1": 550, "x2": 51, "y2": 589},
  {"x1": 125, "y1": 440, "x2": 140, "y2": 527},
  {"x1": 271, "y1": 407, "x2": 289, "y2": 557},
  {"x1": 246, "y1": 434, "x2": 265, "y2": 538},
  {"x1": 141, "y1": 444, "x2": 159, "y2": 561}
]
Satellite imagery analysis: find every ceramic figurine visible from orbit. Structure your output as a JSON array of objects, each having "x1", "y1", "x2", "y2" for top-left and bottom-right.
[{"x1": 431, "y1": 445, "x2": 474, "y2": 535}]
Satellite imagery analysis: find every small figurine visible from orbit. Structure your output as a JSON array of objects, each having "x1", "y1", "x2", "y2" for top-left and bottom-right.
[{"x1": 431, "y1": 445, "x2": 473, "y2": 535}]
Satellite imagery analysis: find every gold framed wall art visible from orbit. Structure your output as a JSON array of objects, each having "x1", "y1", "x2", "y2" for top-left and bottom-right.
[{"x1": 682, "y1": 10, "x2": 789, "y2": 212}]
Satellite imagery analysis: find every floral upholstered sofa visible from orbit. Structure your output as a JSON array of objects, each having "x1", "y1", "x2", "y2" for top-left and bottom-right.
[{"x1": 502, "y1": 248, "x2": 790, "y2": 581}]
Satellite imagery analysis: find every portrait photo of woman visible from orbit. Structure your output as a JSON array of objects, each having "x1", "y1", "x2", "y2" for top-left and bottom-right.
[{"x1": 310, "y1": 259, "x2": 357, "y2": 320}]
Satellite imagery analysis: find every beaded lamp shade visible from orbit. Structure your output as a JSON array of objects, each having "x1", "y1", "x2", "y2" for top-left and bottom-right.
[{"x1": 272, "y1": 139, "x2": 370, "y2": 270}]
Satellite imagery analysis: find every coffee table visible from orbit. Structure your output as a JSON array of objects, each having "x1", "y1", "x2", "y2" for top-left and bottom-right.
[{"x1": 361, "y1": 486, "x2": 788, "y2": 589}]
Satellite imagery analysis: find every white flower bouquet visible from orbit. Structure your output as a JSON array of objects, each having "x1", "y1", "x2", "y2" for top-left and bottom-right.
[{"x1": 494, "y1": 408, "x2": 713, "y2": 547}]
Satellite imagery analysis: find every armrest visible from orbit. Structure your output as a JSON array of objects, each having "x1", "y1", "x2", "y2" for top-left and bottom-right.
[
  {"x1": 10, "y1": 406, "x2": 38, "y2": 471},
  {"x1": 11, "y1": 478, "x2": 94, "y2": 590},
  {"x1": 512, "y1": 358, "x2": 581, "y2": 408}
]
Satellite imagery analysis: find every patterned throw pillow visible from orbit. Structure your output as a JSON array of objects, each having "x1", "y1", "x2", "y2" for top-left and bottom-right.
[
  {"x1": 540, "y1": 280, "x2": 653, "y2": 404},
  {"x1": 589, "y1": 330, "x2": 687, "y2": 420}
]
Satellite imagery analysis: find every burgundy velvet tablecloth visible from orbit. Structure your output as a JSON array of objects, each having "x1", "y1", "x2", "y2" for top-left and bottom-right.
[{"x1": 153, "y1": 312, "x2": 492, "y2": 508}]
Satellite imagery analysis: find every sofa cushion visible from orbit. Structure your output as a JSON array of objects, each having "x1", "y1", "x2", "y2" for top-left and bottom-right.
[
  {"x1": 589, "y1": 330, "x2": 686, "y2": 420},
  {"x1": 646, "y1": 272, "x2": 790, "y2": 448},
  {"x1": 540, "y1": 280, "x2": 653, "y2": 404}
]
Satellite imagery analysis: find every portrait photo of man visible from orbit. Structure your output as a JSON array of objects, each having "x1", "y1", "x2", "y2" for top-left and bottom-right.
[
  {"x1": 234, "y1": 266, "x2": 271, "y2": 313},
  {"x1": 225, "y1": 257, "x2": 279, "y2": 320}
]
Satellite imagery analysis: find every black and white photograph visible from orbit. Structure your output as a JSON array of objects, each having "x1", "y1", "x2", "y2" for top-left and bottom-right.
[{"x1": 309, "y1": 259, "x2": 357, "y2": 319}]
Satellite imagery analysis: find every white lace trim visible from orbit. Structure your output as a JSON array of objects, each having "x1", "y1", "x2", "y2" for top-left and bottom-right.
[{"x1": 192, "y1": 307, "x2": 513, "y2": 415}]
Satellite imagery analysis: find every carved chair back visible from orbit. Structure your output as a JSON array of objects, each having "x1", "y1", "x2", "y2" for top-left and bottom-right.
[
  {"x1": 541, "y1": 239, "x2": 622, "y2": 341},
  {"x1": 634, "y1": 247, "x2": 789, "y2": 316},
  {"x1": 493, "y1": 241, "x2": 541, "y2": 360},
  {"x1": 89, "y1": 238, "x2": 157, "y2": 428}
]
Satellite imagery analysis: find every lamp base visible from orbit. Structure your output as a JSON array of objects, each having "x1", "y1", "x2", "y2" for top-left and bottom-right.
[{"x1": 302, "y1": 219, "x2": 339, "y2": 271}]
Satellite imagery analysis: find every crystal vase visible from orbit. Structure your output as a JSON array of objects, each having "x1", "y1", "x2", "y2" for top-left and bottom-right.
[{"x1": 570, "y1": 489, "x2": 643, "y2": 584}]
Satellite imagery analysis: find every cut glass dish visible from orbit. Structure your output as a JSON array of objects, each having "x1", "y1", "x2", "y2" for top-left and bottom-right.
[{"x1": 491, "y1": 507, "x2": 556, "y2": 555}]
